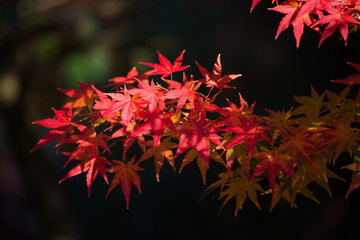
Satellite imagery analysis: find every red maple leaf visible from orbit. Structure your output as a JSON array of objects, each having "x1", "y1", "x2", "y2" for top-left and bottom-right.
[
  {"x1": 331, "y1": 62, "x2": 360, "y2": 85},
  {"x1": 33, "y1": 107, "x2": 72, "y2": 129},
  {"x1": 250, "y1": 147, "x2": 295, "y2": 193},
  {"x1": 60, "y1": 154, "x2": 111, "y2": 197},
  {"x1": 195, "y1": 54, "x2": 241, "y2": 90},
  {"x1": 312, "y1": 4, "x2": 360, "y2": 46},
  {"x1": 165, "y1": 73, "x2": 201, "y2": 110},
  {"x1": 127, "y1": 78, "x2": 166, "y2": 113},
  {"x1": 59, "y1": 127, "x2": 111, "y2": 196},
  {"x1": 92, "y1": 86, "x2": 119, "y2": 122},
  {"x1": 175, "y1": 111, "x2": 224, "y2": 167},
  {"x1": 251, "y1": 0, "x2": 262, "y2": 12},
  {"x1": 270, "y1": 1, "x2": 319, "y2": 48},
  {"x1": 192, "y1": 94, "x2": 221, "y2": 117},
  {"x1": 296, "y1": 0, "x2": 337, "y2": 20},
  {"x1": 106, "y1": 67, "x2": 152, "y2": 88},
  {"x1": 106, "y1": 159, "x2": 143, "y2": 209},
  {"x1": 104, "y1": 89, "x2": 147, "y2": 127},
  {"x1": 224, "y1": 116, "x2": 271, "y2": 160},
  {"x1": 111, "y1": 120, "x2": 147, "y2": 160},
  {"x1": 140, "y1": 50, "x2": 189, "y2": 78},
  {"x1": 65, "y1": 128, "x2": 110, "y2": 166},
  {"x1": 251, "y1": 0, "x2": 279, "y2": 13},
  {"x1": 31, "y1": 108, "x2": 85, "y2": 152},
  {"x1": 106, "y1": 67, "x2": 138, "y2": 88},
  {"x1": 216, "y1": 93, "x2": 255, "y2": 125},
  {"x1": 124, "y1": 109, "x2": 174, "y2": 153},
  {"x1": 331, "y1": 62, "x2": 360, "y2": 102},
  {"x1": 342, "y1": 162, "x2": 360, "y2": 198}
]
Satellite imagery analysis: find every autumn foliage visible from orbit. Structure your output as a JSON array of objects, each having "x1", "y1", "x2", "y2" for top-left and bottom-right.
[
  {"x1": 31, "y1": 49, "x2": 360, "y2": 213},
  {"x1": 253, "y1": 0, "x2": 360, "y2": 47},
  {"x1": 31, "y1": 1, "x2": 360, "y2": 214}
]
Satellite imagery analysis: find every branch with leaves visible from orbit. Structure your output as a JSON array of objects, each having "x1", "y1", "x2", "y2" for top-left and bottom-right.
[
  {"x1": 252, "y1": 0, "x2": 360, "y2": 47},
  {"x1": 32, "y1": 50, "x2": 360, "y2": 213}
]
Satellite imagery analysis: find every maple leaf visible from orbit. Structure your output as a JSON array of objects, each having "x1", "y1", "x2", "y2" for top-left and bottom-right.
[
  {"x1": 31, "y1": 129, "x2": 66, "y2": 153},
  {"x1": 269, "y1": 180, "x2": 309, "y2": 211},
  {"x1": 62, "y1": 126, "x2": 111, "y2": 166},
  {"x1": 331, "y1": 62, "x2": 360, "y2": 85},
  {"x1": 92, "y1": 86, "x2": 119, "y2": 122},
  {"x1": 58, "y1": 81, "x2": 96, "y2": 115},
  {"x1": 165, "y1": 73, "x2": 201, "y2": 110},
  {"x1": 124, "y1": 109, "x2": 175, "y2": 153},
  {"x1": 31, "y1": 108, "x2": 85, "y2": 152},
  {"x1": 217, "y1": 93, "x2": 256, "y2": 126},
  {"x1": 195, "y1": 54, "x2": 241, "y2": 90},
  {"x1": 127, "y1": 78, "x2": 166, "y2": 113},
  {"x1": 192, "y1": 94, "x2": 220, "y2": 117},
  {"x1": 179, "y1": 148, "x2": 208, "y2": 184},
  {"x1": 104, "y1": 89, "x2": 147, "y2": 127},
  {"x1": 342, "y1": 162, "x2": 360, "y2": 198},
  {"x1": 224, "y1": 116, "x2": 271, "y2": 162},
  {"x1": 293, "y1": 86, "x2": 325, "y2": 121},
  {"x1": 270, "y1": 1, "x2": 319, "y2": 48},
  {"x1": 138, "y1": 138, "x2": 177, "y2": 181},
  {"x1": 312, "y1": 5, "x2": 360, "y2": 46},
  {"x1": 112, "y1": 120, "x2": 147, "y2": 160},
  {"x1": 250, "y1": 147, "x2": 296, "y2": 193},
  {"x1": 106, "y1": 67, "x2": 137, "y2": 88},
  {"x1": 264, "y1": 108, "x2": 293, "y2": 140},
  {"x1": 140, "y1": 50, "x2": 189, "y2": 78},
  {"x1": 106, "y1": 67, "x2": 153, "y2": 89},
  {"x1": 270, "y1": 167, "x2": 344, "y2": 211},
  {"x1": 250, "y1": 0, "x2": 279, "y2": 13},
  {"x1": 331, "y1": 62, "x2": 360, "y2": 102},
  {"x1": 205, "y1": 169, "x2": 263, "y2": 216},
  {"x1": 280, "y1": 128, "x2": 319, "y2": 172},
  {"x1": 179, "y1": 145, "x2": 225, "y2": 184},
  {"x1": 175, "y1": 111, "x2": 224, "y2": 167},
  {"x1": 295, "y1": 158, "x2": 345, "y2": 197},
  {"x1": 106, "y1": 159, "x2": 143, "y2": 209},
  {"x1": 296, "y1": 0, "x2": 338, "y2": 20},
  {"x1": 269, "y1": 181, "x2": 298, "y2": 211},
  {"x1": 225, "y1": 143, "x2": 249, "y2": 174},
  {"x1": 33, "y1": 107, "x2": 73, "y2": 129},
  {"x1": 324, "y1": 86, "x2": 352, "y2": 120},
  {"x1": 220, "y1": 176, "x2": 263, "y2": 216},
  {"x1": 59, "y1": 154, "x2": 111, "y2": 197},
  {"x1": 326, "y1": 121, "x2": 360, "y2": 163},
  {"x1": 251, "y1": 0, "x2": 262, "y2": 12}
]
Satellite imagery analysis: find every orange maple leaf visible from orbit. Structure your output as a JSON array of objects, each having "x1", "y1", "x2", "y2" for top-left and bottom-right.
[{"x1": 58, "y1": 80, "x2": 97, "y2": 115}]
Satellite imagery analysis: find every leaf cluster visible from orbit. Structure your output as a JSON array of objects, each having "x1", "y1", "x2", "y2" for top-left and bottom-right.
[
  {"x1": 252, "y1": 0, "x2": 360, "y2": 47},
  {"x1": 32, "y1": 50, "x2": 360, "y2": 213}
]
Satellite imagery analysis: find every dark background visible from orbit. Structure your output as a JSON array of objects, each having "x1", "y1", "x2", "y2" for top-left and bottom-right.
[{"x1": 0, "y1": 0, "x2": 360, "y2": 239}]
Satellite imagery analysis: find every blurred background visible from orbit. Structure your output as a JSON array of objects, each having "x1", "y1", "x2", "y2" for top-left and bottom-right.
[{"x1": 0, "y1": 0, "x2": 360, "y2": 239}]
